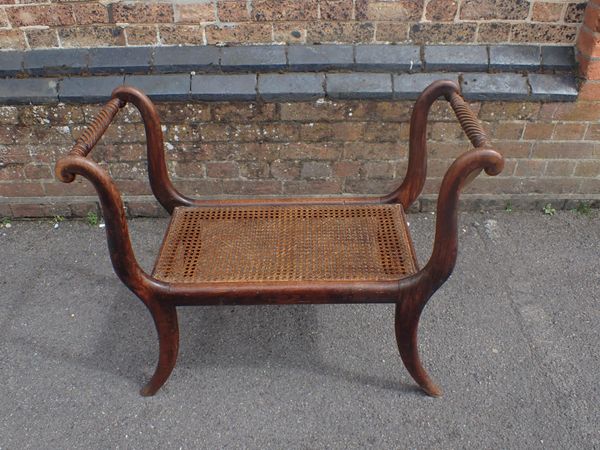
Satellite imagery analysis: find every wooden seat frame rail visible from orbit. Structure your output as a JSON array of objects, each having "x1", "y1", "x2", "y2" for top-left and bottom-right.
[{"x1": 55, "y1": 80, "x2": 504, "y2": 397}]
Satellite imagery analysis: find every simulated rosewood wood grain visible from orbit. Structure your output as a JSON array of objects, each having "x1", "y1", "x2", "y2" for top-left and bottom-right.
[{"x1": 55, "y1": 81, "x2": 504, "y2": 397}]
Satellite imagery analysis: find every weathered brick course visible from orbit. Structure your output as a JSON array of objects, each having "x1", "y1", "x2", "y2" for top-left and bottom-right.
[{"x1": 1, "y1": 95, "x2": 600, "y2": 217}]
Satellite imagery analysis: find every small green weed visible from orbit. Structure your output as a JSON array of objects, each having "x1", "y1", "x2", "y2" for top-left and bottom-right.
[
  {"x1": 52, "y1": 215, "x2": 65, "y2": 225},
  {"x1": 542, "y1": 203, "x2": 556, "y2": 216},
  {"x1": 0, "y1": 217, "x2": 11, "y2": 228},
  {"x1": 86, "y1": 211, "x2": 99, "y2": 227},
  {"x1": 575, "y1": 202, "x2": 592, "y2": 216},
  {"x1": 504, "y1": 201, "x2": 513, "y2": 213}
]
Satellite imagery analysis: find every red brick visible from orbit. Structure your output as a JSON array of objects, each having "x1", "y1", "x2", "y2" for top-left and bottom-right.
[
  {"x1": 73, "y1": 3, "x2": 108, "y2": 25},
  {"x1": 479, "y1": 102, "x2": 540, "y2": 121},
  {"x1": 283, "y1": 180, "x2": 341, "y2": 195},
  {"x1": 580, "y1": 178, "x2": 600, "y2": 193},
  {"x1": 59, "y1": 26, "x2": 126, "y2": 47},
  {"x1": 577, "y1": 53, "x2": 600, "y2": 80},
  {"x1": 159, "y1": 25, "x2": 204, "y2": 45},
  {"x1": 6, "y1": 4, "x2": 75, "y2": 27},
  {"x1": 409, "y1": 23, "x2": 477, "y2": 44},
  {"x1": 172, "y1": 179, "x2": 221, "y2": 196},
  {"x1": 512, "y1": 23, "x2": 577, "y2": 44},
  {"x1": 492, "y1": 141, "x2": 532, "y2": 158},
  {"x1": 344, "y1": 179, "x2": 398, "y2": 195},
  {"x1": 583, "y1": 3, "x2": 600, "y2": 32},
  {"x1": 206, "y1": 161, "x2": 239, "y2": 178},
  {"x1": 280, "y1": 101, "x2": 348, "y2": 122},
  {"x1": 175, "y1": 3, "x2": 216, "y2": 23},
  {"x1": 531, "y1": 2, "x2": 564, "y2": 22},
  {"x1": 574, "y1": 160, "x2": 600, "y2": 176},
  {"x1": 0, "y1": 181, "x2": 44, "y2": 197},
  {"x1": 523, "y1": 122, "x2": 555, "y2": 140},
  {"x1": 222, "y1": 179, "x2": 282, "y2": 195},
  {"x1": 24, "y1": 163, "x2": 52, "y2": 180},
  {"x1": 343, "y1": 142, "x2": 405, "y2": 160},
  {"x1": 155, "y1": 104, "x2": 211, "y2": 123},
  {"x1": 173, "y1": 161, "x2": 205, "y2": 179},
  {"x1": 273, "y1": 23, "x2": 307, "y2": 43},
  {"x1": 0, "y1": 107, "x2": 19, "y2": 125},
  {"x1": 252, "y1": 0, "x2": 318, "y2": 21},
  {"x1": 125, "y1": 25, "x2": 158, "y2": 45},
  {"x1": 585, "y1": 123, "x2": 600, "y2": 140},
  {"x1": 428, "y1": 122, "x2": 464, "y2": 141},
  {"x1": 262, "y1": 123, "x2": 301, "y2": 142},
  {"x1": 113, "y1": 3, "x2": 173, "y2": 23},
  {"x1": 461, "y1": 0, "x2": 529, "y2": 20},
  {"x1": 308, "y1": 21, "x2": 374, "y2": 43},
  {"x1": 284, "y1": 142, "x2": 341, "y2": 160},
  {"x1": 363, "y1": 0, "x2": 423, "y2": 20},
  {"x1": 0, "y1": 165, "x2": 25, "y2": 182},
  {"x1": 532, "y1": 142, "x2": 599, "y2": 158},
  {"x1": 552, "y1": 101, "x2": 600, "y2": 120},
  {"x1": 239, "y1": 162, "x2": 270, "y2": 179},
  {"x1": 25, "y1": 29, "x2": 59, "y2": 48},
  {"x1": 270, "y1": 160, "x2": 301, "y2": 180},
  {"x1": 545, "y1": 160, "x2": 576, "y2": 177},
  {"x1": 578, "y1": 81, "x2": 600, "y2": 100},
  {"x1": 375, "y1": 22, "x2": 409, "y2": 43},
  {"x1": 212, "y1": 103, "x2": 277, "y2": 122},
  {"x1": 425, "y1": 0, "x2": 458, "y2": 21},
  {"x1": 514, "y1": 160, "x2": 546, "y2": 177},
  {"x1": 565, "y1": 1, "x2": 588, "y2": 24},
  {"x1": 492, "y1": 122, "x2": 525, "y2": 140},
  {"x1": 0, "y1": 29, "x2": 27, "y2": 50},
  {"x1": 427, "y1": 142, "x2": 469, "y2": 159},
  {"x1": 577, "y1": 26, "x2": 600, "y2": 57},
  {"x1": 218, "y1": 0, "x2": 250, "y2": 21},
  {"x1": 320, "y1": 0, "x2": 353, "y2": 20},
  {"x1": 553, "y1": 123, "x2": 587, "y2": 140},
  {"x1": 299, "y1": 122, "x2": 364, "y2": 142},
  {"x1": 363, "y1": 161, "x2": 394, "y2": 179},
  {"x1": 206, "y1": 23, "x2": 272, "y2": 43},
  {"x1": 477, "y1": 23, "x2": 511, "y2": 43},
  {"x1": 333, "y1": 160, "x2": 361, "y2": 178}
]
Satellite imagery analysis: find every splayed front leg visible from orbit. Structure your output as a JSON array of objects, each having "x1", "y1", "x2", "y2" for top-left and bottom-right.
[
  {"x1": 395, "y1": 299, "x2": 442, "y2": 397},
  {"x1": 140, "y1": 303, "x2": 179, "y2": 397}
]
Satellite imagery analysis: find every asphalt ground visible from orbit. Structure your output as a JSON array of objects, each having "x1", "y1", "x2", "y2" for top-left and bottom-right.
[{"x1": 1, "y1": 210, "x2": 598, "y2": 449}]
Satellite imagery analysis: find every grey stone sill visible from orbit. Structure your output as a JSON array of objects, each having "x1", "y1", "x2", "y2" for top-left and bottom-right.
[
  {"x1": 0, "y1": 72, "x2": 578, "y2": 105},
  {"x1": 0, "y1": 44, "x2": 575, "y2": 78}
]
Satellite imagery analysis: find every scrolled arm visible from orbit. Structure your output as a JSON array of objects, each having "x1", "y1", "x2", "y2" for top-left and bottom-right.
[
  {"x1": 386, "y1": 80, "x2": 462, "y2": 208},
  {"x1": 56, "y1": 156, "x2": 155, "y2": 294},
  {"x1": 421, "y1": 148, "x2": 504, "y2": 287},
  {"x1": 111, "y1": 86, "x2": 194, "y2": 213}
]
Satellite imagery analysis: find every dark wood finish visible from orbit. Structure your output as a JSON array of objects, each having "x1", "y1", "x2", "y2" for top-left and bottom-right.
[{"x1": 55, "y1": 80, "x2": 504, "y2": 397}]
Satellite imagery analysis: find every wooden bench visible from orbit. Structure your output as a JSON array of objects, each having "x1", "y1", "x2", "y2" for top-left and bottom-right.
[{"x1": 55, "y1": 80, "x2": 504, "y2": 397}]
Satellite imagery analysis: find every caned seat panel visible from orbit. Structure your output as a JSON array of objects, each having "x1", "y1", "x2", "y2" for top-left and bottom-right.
[{"x1": 152, "y1": 204, "x2": 418, "y2": 283}]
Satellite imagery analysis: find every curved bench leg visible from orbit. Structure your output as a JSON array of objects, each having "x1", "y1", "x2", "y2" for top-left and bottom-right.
[
  {"x1": 140, "y1": 303, "x2": 179, "y2": 397},
  {"x1": 395, "y1": 299, "x2": 442, "y2": 397}
]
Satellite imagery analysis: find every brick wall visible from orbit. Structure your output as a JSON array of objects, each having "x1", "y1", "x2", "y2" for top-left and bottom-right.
[
  {"x1": 0, "y1": 0, "x2": 588, "y2": 50},
  {"x1": 1, "y1": 98, "x2": 599, "y2": 218},
  {"x1": 578, "y1": 0, "x2": 600, "y2": 99}
]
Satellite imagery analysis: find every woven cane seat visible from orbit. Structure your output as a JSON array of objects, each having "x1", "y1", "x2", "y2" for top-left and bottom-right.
[{"x1": 152, "y1": 204, "x2": 418, "y2": 283}]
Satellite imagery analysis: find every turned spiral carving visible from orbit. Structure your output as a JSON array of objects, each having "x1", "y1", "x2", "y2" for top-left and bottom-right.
[
  {"x1": 448, "y1": 92, "x2": 490, "y2": 149},
  {"x1": 71, "y1": 97, "x2": 125, "y2": 157}
]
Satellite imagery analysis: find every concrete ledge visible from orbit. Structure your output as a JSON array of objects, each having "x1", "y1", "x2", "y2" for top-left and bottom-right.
[
  {"x1": 2, "y1": 194, "x2": 598, "y2": 219},
  {"x1": 425, "y1": 45, "x2": 488, "y2": 72},
  {"x1": 0, "y1": 44, "x2": 576, "y2": 78},
  {"x1": 0, "y1": 71, "x2": 579, "y2": 104}
]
